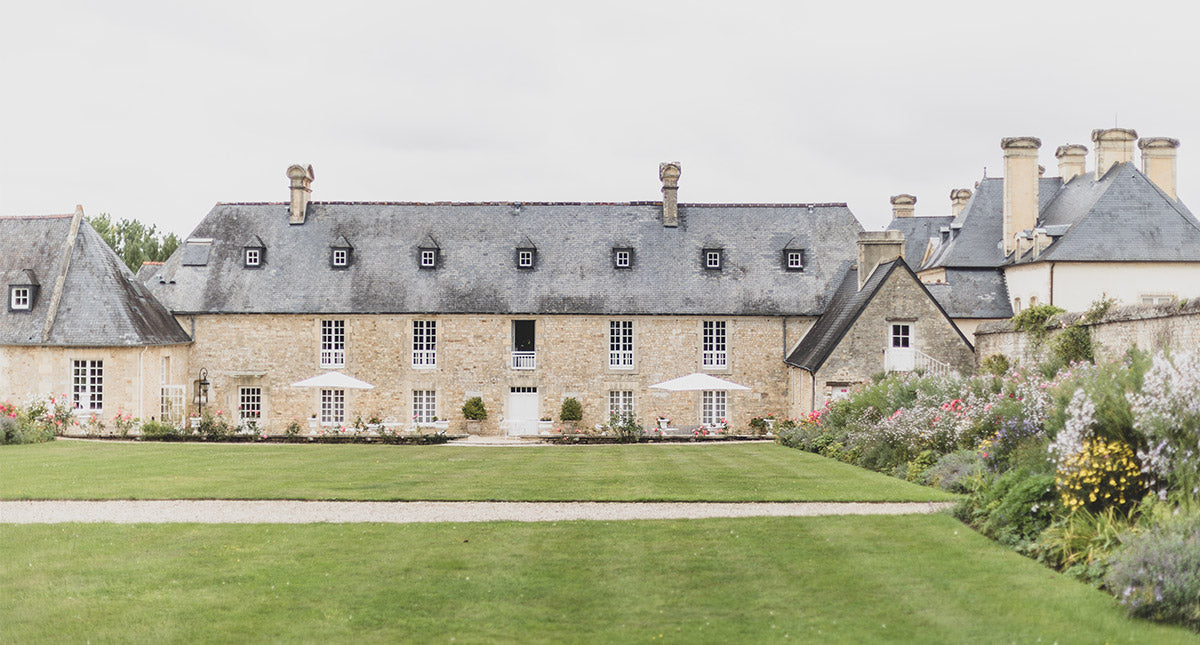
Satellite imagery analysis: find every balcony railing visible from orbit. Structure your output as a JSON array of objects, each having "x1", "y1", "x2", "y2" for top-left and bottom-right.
[
  {"x1": 885, "y1": 348, "x2": 950, "y2": 376},
  {"x1": 702, "y1": 351, "x2": 727, "y2": 368},
  {"x1": 609, "y1": 351, "x2": 634, "y2": 369},
  {"x1": 321, "y1": 349, "x2": 345, "y2": 367},
  {"x1": 412, "y1": 350, "x2": 437, "y2": 368},
  {"x1": 511, "y1": 351, "x2": 536, "y2": 370}
]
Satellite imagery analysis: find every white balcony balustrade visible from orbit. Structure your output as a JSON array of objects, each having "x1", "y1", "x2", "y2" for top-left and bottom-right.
[{"x1": 511, "y1": 351, "x2": 536, "y2": 370}]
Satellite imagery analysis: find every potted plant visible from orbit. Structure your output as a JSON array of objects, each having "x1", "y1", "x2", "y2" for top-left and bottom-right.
[
  {"x1": 559, "y1": 397, "x2": 582, "y2": 431},
  {"x1": 462, "y1": 397, "x2": 487, "y2": 434}
]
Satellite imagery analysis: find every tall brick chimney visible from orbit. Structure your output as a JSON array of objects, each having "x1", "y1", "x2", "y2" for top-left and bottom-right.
[
  {"x1": 659, "y1": 162, "x2": 681, "y2": 227},
  {"x1": 949, "y1": 188, "x2": 972, "y2": 217},
  {"x1": 1055, "y1": 144, "x2": 1088, "y2": 183},
  {"x1": 856, "y1": 230, "x2": 905, "y2": 291},
  {"x1": 890, "y1": 194, "x2": 916, "y2": 219},
  {"x1": 1092, "y1": 128, "x2": 1137, "y2": 179},
  {"x1": 1001, "y1": 137, "x2": 1041, "y2": 256},
  {"x1": 288, "y1": 164, "x2": 314, "y2": 225},
  {"x1": 1139, "y1": 137, "x2": 1180, "y2": 200}
]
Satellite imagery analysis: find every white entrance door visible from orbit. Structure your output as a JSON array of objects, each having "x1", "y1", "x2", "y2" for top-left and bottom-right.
[{"x1": 507, "y1": 387, "x2": 539, "y2": 436}]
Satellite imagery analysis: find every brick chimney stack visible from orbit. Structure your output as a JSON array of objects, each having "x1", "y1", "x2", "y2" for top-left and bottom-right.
[
  {"x1": 890, "y1": 194, "x2": 916, "y2": 219},
  {"x1": 1139, "y1": 137, "x2": 1180, "y2": 200},
  {"x1": 1001, "y1": 137, "x2": 1041, "y2": 256},
  {"x1": 659, "y1": 162, "x2": 681, "y2": 227},
  {"x1": 1092, "y1": 128, "x2": 1137, "y2": 179},
  {"x1": 288, "y1": 164, "x2": 314, "y2": 225}
]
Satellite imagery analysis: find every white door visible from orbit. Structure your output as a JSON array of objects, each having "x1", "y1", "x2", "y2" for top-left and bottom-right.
[
  {"x1": 507, "y1": 388, "x2": 539, "y2": 436},
  {"x1": 886, "y1": 323, "x2": 914, "y2": 371}
]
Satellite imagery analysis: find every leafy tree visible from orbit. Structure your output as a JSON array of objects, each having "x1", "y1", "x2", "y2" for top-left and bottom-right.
[{"x1": 88, "y1": 213, "x2": 181, "y2": 273}]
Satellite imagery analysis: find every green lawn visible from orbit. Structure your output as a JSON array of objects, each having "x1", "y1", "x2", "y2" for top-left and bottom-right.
[
  {"x1": 0, "y1": 441, "x2": 955, "y2": 502},
  {"x1": 3, "y1": 515, "x2": 1194, "y2": 643}
]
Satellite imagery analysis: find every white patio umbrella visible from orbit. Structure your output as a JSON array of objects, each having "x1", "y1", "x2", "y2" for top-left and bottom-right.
[
  {"x1": 649, "y1": 373, "x2": 750, "y2": 391},
  {"x1": 290, "y1": 371, "x2": 375, "y2": 389}
]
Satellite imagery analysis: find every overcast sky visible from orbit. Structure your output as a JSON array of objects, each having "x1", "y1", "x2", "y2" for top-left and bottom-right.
[{"x1": 3, "y1": 1, "x2": 1198, "y2": 237}]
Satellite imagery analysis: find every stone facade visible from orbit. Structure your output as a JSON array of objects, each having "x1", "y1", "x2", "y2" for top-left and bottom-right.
[
  {"x1": 185, "y1": 312, "x2": 817, "y2": 434},
  {"x1": 974, "y1": 299, "x2": 1200, "y2": 365}
]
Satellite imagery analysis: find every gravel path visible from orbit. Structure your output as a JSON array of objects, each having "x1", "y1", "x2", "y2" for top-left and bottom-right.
[{"x1": 0, "y1": 500, "x2": 954, "y2": 524}]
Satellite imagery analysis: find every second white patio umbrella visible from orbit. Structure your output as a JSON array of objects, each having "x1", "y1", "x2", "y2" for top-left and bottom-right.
[
  {"x1": 290, "y1": 371, "x2": 375, "y2": 389},
  {"x1": 649, "y1": 373, "x2": 750, "y2": 391}
]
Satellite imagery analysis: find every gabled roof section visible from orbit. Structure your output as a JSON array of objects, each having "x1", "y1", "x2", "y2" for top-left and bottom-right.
[
  {"x1": 886, "y1": 215, "x2": 954, "y2": 270},
  {"x1": 0, "y1": 215, "x2": 191, "y2": 346},
  {"x1": 147, "y1": 201, "x2": 864, "y2": 316},
  {"x1": 331, "y1": 234, "x2": 353, "y2": 249},
  {"x1": 925, "y1": 268, "x2": 1012, "y2": 319},
  {"x1": 926, "y1": 177, "x2": 1064, "y2": 269},
  {"x1": 786, "y1": 258, "x2": 972, "y2": 372},
  {"x1": 243, "y1": 234, "x2": 265, "y2": 248},
  {"x1": 417, "y1": 233, "x2": 439, "y2": 249}
]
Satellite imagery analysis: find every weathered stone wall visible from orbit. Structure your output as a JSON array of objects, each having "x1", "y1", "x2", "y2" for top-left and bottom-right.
[
  {"x1": 975, "y1": 299, "x2": 1200, "y2": 365},
  {"x1": 793, "y1": 268, "x2": 976, "y2": 413},
  {"x1": 0, "y1": 344, "x2": 189, "y2": 420},
  {"x1": 183, "y1": 313, "x2": 817, "y2": 434}
]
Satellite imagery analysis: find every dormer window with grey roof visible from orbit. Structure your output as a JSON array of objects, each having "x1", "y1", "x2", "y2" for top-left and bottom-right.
[
  {"x1": 783, "y1": 249, "x2": 805, "y2": 272},
  {"x1": 243, "y1": 235, "x2": 266, "y2": 269},
  {"x1": 612, "y1": 247, "x2": 634, "y2": 269},
  {"x1": 515, "y1": 235, "x2": 538, "y2": 270},
  {"x1": 703, "y1": 248, "x2": 723, "y2": 271},
  {"x1": 330, "y1": 235, "x2": 353, "y2": 269},
  {"x1": 417, "y1": 233, "x2": 441, "y2": 270},
  {"x1": 8, "y1": 269, "x2": 38, "y2": 312}
]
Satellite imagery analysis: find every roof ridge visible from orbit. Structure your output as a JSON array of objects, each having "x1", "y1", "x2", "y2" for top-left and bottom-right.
[
  {"x1": 216, "y1": 200, "x2": 848, "y2": 208},
  {"x1": 0, "y1": 214, "x2": 75, "y2": 220}
]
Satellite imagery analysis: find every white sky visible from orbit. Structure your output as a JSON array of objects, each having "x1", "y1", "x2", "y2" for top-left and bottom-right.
[{"x1": 3, "y1": 1, "x2": 1198, "y2": 237}]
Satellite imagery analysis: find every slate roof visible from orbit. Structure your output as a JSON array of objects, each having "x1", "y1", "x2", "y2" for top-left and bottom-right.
[
  {"x1": 0, "y1": 214, "x2": 191, "y2": 346},
  {"x1": 785, "y1": 258, "x2": 972, "y2": 372},
  {"x1": 147, "y1": 201, "x2": 864, "y2": 316},
  {"x1": 925, "y1": 269, "x2": 1012, "y2": 319},
  {"x1": 886, "y1": 215, "x2": 954, "y2": 267},
  {"x1": 924, "y1": 177, "x2": 1064, "y2": 269}
]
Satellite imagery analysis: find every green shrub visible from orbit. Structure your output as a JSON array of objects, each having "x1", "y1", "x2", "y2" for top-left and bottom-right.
[
  {"x1": 462, "y1": 397, "x2": 487, "y2": 421},
  {"x1": 1050, "y1": 324, "x2": 1094, "y2": 366},
  {"x1": 199, "y1": 413, "x2": 234, "y2": 440},
  {"x1": 1105, "y1": 512, "x2": 1200, "y2": 630},
  {"x1": 956, "y1": 468, "x2": 1057, "y2": 552},
  {"x1": 559, "y1": 397, "x2": 582, "y2": 422},
  {"x1": 285, "y1": 419, "x2": 302, "y2": 438},
  {"x1": 923, "y1": 450, "x2": 983, "y2": 493},
  {"x1": 139, "y1": 421, "x2": 181, "y2": 441},
  {"x1": 1011, "y1": 304, "x2": 1066, "y2": 343},
  {"x1": 1035, "y1": 507, "x2": 1132, "y2": 585},
  {"x1": 980, "y1": 353, "x2": 1011, "y2": 377},
  {"x1": 608, "y1": 414, "x2": 643, "y2": 443}
]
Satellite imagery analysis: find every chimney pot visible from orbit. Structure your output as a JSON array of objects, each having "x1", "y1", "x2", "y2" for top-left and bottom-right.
[
  {"x1": 659, "y1": 162, "x2": 681, "y2": 227},
  {"x1": 1139, "y1": 137, "x2": 1181, "y2": 200},
  {"x1": 1055, "y1": 144, "x2": 1088, "y2": 183},
  {"x1": 1001, "y1": 137, "x2": 1041, "y2": 256},
  {"x1": 949, "y1": 188, "x2": 972, "y2": 216},
  {"x1": 856, "y1": 230, "x2": 905, "y2": 291},
  {"x1": 1092, "y1": 128, "x2": 1138, "y2": 179},
  {"x1": 889, "y1": 194, "x2": 916, "y2": 218},
  {"x1": 288, "y1": 164, "x2": 314, "y2": 225}
]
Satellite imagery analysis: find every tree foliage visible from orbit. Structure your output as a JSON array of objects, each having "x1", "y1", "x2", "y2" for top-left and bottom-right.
[{"x1": 87, "y1": 213, "x2": 181, "y2": 273}]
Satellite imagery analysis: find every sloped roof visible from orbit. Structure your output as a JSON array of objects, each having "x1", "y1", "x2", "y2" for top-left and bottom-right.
[
  {"x1": 148, "y1": 201, "x2": 864, "y2": 316},
  {"x1": 0, "y1": 214, "x2": 191, "y2": 346},
  {"x1": 785, "y1": 258, "x2": 971, "y2": 372},
  {"x1": 925, "y1": 269, "x2": 1012, "y2": 319},
  {"x1": 886, "y1": 215, "x2": 954, "y2": 267},
  {"x1": 925, "y1": 177, "x2": 1064, "y2": 269}
]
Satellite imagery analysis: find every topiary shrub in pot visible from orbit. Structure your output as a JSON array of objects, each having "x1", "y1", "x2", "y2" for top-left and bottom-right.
[
  {"x1": 462, "y1": 396, "x2": 487, "y2": 434},
  {"x1": 560, "y1": 397, "x2": 582, "y2": 431}
]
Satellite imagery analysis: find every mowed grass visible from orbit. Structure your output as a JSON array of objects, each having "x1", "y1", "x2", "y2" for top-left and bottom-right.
[
  {"x1": 0, "y1": 441, "x2": 956, "y2": 502},
  {"x1": 3, "y1": 515, "x2": 1194, "y2": 644}
]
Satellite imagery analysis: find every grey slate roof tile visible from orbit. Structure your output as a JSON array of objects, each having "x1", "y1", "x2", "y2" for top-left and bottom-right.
[
  {"x1": 148, "y1": 201, "x2": 864, "y2": 316},
  {"x1": 886, "y1": 216, "x2": 954, "y2": 268},
  {"x1": 925, "y1": 269, "x2": 1012, "y2": 319}
]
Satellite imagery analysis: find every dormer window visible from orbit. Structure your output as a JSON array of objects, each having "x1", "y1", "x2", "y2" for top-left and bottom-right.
[
  {"x1": 613, "y1": 247, "x2": 634, "y2": 269},
  {"x1": 703, "y1": 248, "x2": 723, "y2": 270},
  {"x1": 243, "y1": 235, "x2": 266, "y2": 269},
  {"x1": 783, "y1": 249, "x2": 805, "y2": 272},
  {"x1": 332, "y1": 249, "x2": 348, "y2": 267},
  {"x1": 329, "y1": 235, "x2": 353, "y2": 269},
  {"x1": 419, "y1": 248, "x2": 439, "y2": 269},
  {"x1": 244, "y1": 247, "x2": 261, "y2": 267},
  {"x1": 10, "y1": 286, "x2": 31, "y2": 310},
  {"x1": 517, "y1": 248, "x2": 537, "y2": 269}
]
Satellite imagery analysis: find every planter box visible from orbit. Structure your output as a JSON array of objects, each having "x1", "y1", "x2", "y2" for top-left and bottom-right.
[{"x1": 537, "y1": 421, "x2": 554, "y2": 434}]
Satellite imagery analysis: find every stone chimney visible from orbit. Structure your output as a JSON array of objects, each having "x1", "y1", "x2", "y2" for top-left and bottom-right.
[
  {"x1": 1055, "y1": 145, "x2": 1088, "y2": 183},
  {"x1": 1139, "y1": 137, "x2": 1180, "y2": 200},
  {"x1": 856, "y1": 230, "x2": 905, "y2": 291},
  {"x1": 1001, "y1": 137, "x2": 1041, "y2": 256},
  {"x1": 890, "y1": 194, "x2": 916, "y2": 219},
  {"x1": 659, "y1": 162, "x2": 681, "y2": 227},
  {"x1": 288, "y1": 164, "x2": 314, "y2": 225},
  {"x1": 950, "y1": 189, "x2": 972, "y2": 216},
  {"x1": 1092, "y1": 128, "x2": 1137, "y2": 179}
]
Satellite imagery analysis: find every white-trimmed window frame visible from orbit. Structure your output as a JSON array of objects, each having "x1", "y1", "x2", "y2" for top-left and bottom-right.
[
  {"x1": 891, "y1": 323, "x2": 911, "y2": 349},
  {"x1": 413, "y1": 390, "x2": 436, "y2": 424},
  {"x1": 244, "y1": 248, "x2": 261, "y2": 267},
  {"x1": 608, "y1": 320, "x2": 634, "y2": 369},
  {"x1": 320, "y1": 320, "x2": 346, "y2": 367},
  {"x1": 10, "y1": 286, "x2": 31, "y2": 310},
  {"x1": 702, "y1": 320, "x2": 727, "y2": 369},
  {"x1": 701, "y1": 390, "x2": 726, "y2": 426},
  {"x1": 420, "y1": 249, "x2": 438, "y2": 268},
  {"x1": 320, "y1": 388, "x2": 345, "y2": 425},
  {"x1": 238, "y1": 387, "x2": 262, "y2": 423},
  {"x1": 786, "y1": 250, "x2": 804, "y2": 271},
  {"x1": 412, "y1": 320, "x2": 437, "y2": 368},
  {"x1": 705, "y1": 249, "x2": 722, "y2": 270},
  {"x1": 332, "y1": 248, "x2": 349, "y2": 267},
  {"x1": 72, "y1": 359, "x2": 104, "y2": 412},
  {"x1": 613, "y1": 248, "x2": 632, "y2": 269},
  {"x1": 609, "y1": 390, "x2": 634, "y2": 421},
  {"x1": 517, "y1": 249, "x2": 535, "y2": 268}
]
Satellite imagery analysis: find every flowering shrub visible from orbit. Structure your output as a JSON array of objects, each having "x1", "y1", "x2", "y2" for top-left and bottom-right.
[
  {"x1": 1132, "y1": 351, "x2": 1200, "y2": 501},
  {"x1": 1054, "y1": 438, "x2": 1143, "y2": 514},
  {"x1": 1105, "y1": 512, "x2": 1200, "y2": 630},
  {"x1": 2, "y1": 395, "x2": 73, "y2": 444}
]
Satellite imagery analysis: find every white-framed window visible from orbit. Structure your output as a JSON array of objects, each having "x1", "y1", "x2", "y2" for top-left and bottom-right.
[
  {"x1": 702, "y1": 320, "x2": 727, "y2": 368},
  {"x1": 10, "y1": 287, "x2": 30, "y2": 310},
  {"x1": 704, "y1": 249, "x2": 722, "y2": 269},
  {"x1": 518, "y1": 249, "x2": 534, "y2": 268},
  {"x1": 701, "y1": 390, "x2": 726, "y2": 426},
  {"x1": 332, "y1": 248, "x2": 348, "y2": 267},
  {"x1": 609, "y1": 320, "x2": 634, "y2": 369},
  {"x1": 613, "y1": 248, "x2": 632, "y2": 269},
  {"x1": 239, "y1": 387, "x2": 262, "y2": 422},
  {"x1": 1140, "y1": 293, "x2": 1175, "y2": 305},
  {"x1": 891, "y1": 323, "x2": 911, "y2": 348},
  {"x1": 420, "y1": 249, "x2": 437, "y2": 268},
  {"x1": 413, "y1": 390, "x2": 436, "y2": 423},
  {"x1": 321, "y1": 320, "x2": 345, "y2": 367},
  {"x1": 785, "y1": 250, "x2": 804, "y2": 271},
  {"x1": 320, "y1": 389, "x2": 344, "y2": 424},
  {"x1": 244, "y1": 248, "x2": 260, "y2": 267},
  {"x1": 72, "y1": 360, "x2": 103, "y2": 411},
  {"x1": 412, "y1": 320, "x2": 437, "y2": 368},
  {"x1": 1013, "y1": 298, "x2": 1022, "y2": 314},
  {"x1": 609, "y1": 390, "x2": 634, "y2": 421}
]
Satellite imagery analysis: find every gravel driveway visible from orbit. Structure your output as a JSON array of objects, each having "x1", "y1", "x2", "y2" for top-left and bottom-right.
[{"x1": 0, "y1": 500, "x2": 954, "y2": 524}]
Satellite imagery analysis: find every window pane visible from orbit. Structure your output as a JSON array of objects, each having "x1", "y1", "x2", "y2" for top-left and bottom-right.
[
  {"x1": 321, "y1": 320, "x2": 346, "y2": 367},
  {"x1": 702, "y1": 321, "x2": 727, "y2": 367},
  {"x1": 413, "y1": 390, "x2": 436, "y2": 423},
  {"x1": 321, "y1": 389, "x2": 344, "y2": 424},
  {"x1": 413, "y1": 320, "x2": 437, "y2": 367}
]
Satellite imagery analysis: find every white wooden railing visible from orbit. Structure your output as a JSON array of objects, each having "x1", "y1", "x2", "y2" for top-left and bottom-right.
[
  {"x1": 511, "y1": 351, "x2": 536, "y2": 370},
  {"x1": 885, "y1": 348, "x2": 950, "y2": 375}
]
